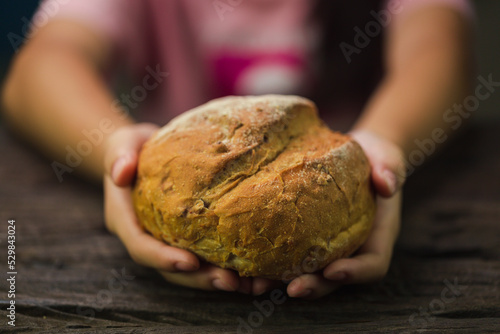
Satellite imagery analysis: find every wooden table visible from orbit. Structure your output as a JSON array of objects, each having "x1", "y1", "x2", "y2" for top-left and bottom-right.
[{"x1": 1, "y1": 123, "x2": 499, "y2": 333}]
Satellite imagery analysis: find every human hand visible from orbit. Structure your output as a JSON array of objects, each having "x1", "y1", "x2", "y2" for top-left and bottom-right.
[
  {"x1": 103, "y1": 123, "x2": 266, "y2": 293},
  {"x1": 286, "y1": 130, "x2": 405, "y2": 299}
]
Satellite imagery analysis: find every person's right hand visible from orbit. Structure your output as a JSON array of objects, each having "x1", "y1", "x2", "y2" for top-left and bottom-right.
[{"x1": 103, "y1": 123, "x2": 263, "y2": 293}]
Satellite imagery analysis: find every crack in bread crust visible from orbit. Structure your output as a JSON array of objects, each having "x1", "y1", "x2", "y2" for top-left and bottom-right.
[{"x1": 133, "y1": 95, "x2": 376, "y2": 279}]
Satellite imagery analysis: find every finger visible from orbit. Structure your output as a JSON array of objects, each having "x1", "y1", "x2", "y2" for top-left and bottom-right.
[
  {"x1": 372, "y1": 165, "x2": 397, "y2": 197},
  {"x1": 109, "y1": 155, "x2": 137, "y2": 188},
  {"x1": 104, "y1": 123, "x2": 158, "y2": 186},
  {"x1": 366, "y1": 147, "x2": 405, "y2": 197},
  {"x1": 349, "y1": 130, "x2": 406, "y2": 197},
  {"x1": 160, "y1": 262, "x2": 240, "y2": 292},
  {"x1": 371, "y1": 163, "x2": 405, "y2": 198},
  {"x1": 287, "y1": 274, "x2": 341, "y2": 299},
  {"x1": 323, "y1": 254, "x2": 390, "y2": 285},
  {"x1": 252, "y1": 277, "x2": 283, "y2": 296},
  {"x1": 104, "y1": 176, "x2": 199, "y2": 272},
  {"x1": 125, "y1": 232, "x2": 200, "y2": 272}
]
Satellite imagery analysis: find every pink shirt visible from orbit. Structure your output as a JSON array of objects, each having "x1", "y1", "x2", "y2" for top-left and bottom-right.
[{"x1": 33, "y1": 0, "x2": 472, "y2": 126}]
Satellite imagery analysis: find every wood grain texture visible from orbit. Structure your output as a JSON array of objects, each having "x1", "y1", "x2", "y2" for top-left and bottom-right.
[{"x1": 0, "y1": 123, "x2": 499, "y2": 333}]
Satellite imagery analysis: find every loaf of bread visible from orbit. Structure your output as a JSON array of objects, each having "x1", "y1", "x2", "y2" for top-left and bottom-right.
[{"x1": 132, "y1": 95, "x2": 375, "y2": 280}]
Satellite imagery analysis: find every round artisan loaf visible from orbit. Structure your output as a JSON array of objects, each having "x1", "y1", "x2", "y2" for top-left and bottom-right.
[{"x1": 132, "y1": 95, "x2": 375, "y2": 280}]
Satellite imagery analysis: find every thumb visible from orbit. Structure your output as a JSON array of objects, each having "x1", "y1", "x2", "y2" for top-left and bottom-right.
[
  {"x1": 104, "y1": 123, "x2": 159, "y2": 187},
  {"x1": 371, "y1": 164, "x2": 402, "y2": 198},
  {"x1": 349, "y1": 130, "x2": 406, "y2": 197}
]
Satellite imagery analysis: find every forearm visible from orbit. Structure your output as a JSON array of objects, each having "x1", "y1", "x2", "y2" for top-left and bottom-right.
[
  {"x1": 2, "y1": 31, "x2": 133, "y2": 181},
  {"x1": 354, "y1": 6, "x2": 473, "y2": 156}
]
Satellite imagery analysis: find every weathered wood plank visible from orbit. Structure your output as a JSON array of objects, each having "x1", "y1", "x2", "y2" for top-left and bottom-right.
[{"x1": 0, "y1": 124, "x2": 499, "y2": 333}]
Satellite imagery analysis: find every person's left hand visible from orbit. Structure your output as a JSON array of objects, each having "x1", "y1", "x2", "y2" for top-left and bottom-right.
[
  {"x1": 103, "y1": 123, "x2": 280, "y2": 295},
  {"x1": 286, "y1": 130, "x2": 405, "y2": 299}
]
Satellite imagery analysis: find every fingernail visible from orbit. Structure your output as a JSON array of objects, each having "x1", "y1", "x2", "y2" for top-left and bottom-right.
[
  {"x1": 213, "y1": 278, "x2": 235, "y2": 292},
  {"x1": 326, "y1": 271, "x2": 346, "y2": 281},
  {"x1": 111, "y1": 157, "x2": 127, "y2": 182},
  {"x1": 290, "y1": 289, "x2": 312, "y2": 298},
  {"x1": 383, "y1": 169, "x2": 396, "y2": 194},
  {"x1": 175, "y1": 261, "x2": 198, "y2": 271}
]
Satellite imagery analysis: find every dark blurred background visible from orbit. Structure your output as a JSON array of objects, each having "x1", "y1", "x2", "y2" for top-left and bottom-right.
[{"x1": 1, "y1": 1, "x2": 498, "y2": 121}]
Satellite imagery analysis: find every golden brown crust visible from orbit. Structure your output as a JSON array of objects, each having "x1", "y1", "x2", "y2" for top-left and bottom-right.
[{"x1": 132, "y1": 95, "x2": 375, "y2": 280}]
